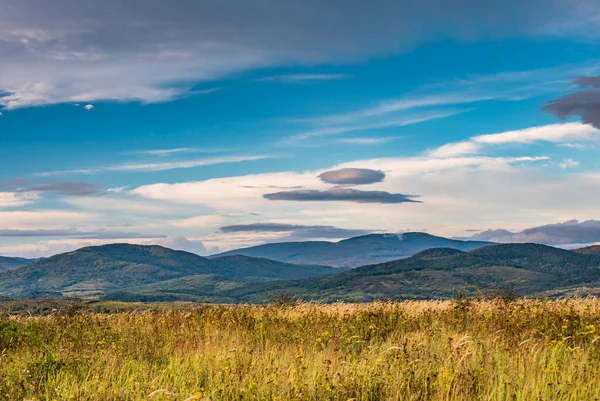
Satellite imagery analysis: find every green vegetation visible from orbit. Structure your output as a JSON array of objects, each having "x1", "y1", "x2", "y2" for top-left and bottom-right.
[
  {"x1": 212, "y1": 232, "x2": 493, "y2": 267},
  {"x1": 0, "y1": 244, "x2": 339, "y2": 299},
  {"x1": 0, "y1": 256, "x2": 35, "y2": 272},
  {"x1": 2, "y1": 299, "x2": 600, "y2": 400},
  {"x1": 3, "y1": 242, "x2": 600, "y2": 302}
]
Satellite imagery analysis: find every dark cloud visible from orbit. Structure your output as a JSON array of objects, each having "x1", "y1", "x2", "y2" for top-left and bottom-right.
[
  {"x1": 263, "y1": 188, "x2": 420, "y2": 204},
  {"x1": 318, "y1": 168, "x2": 385, "y2": 185},
  {"x1": 0, "y1": 180, "x2": 101, "y2": 196},
  {"x1": 1, "y1": 0, "x2": 598, "y2": 108},
  {"x1": 0, "y1": 228, "x2": 166, "y2": 239},
  {"x1": 461, "y1": 220, "x2": 600, "y2": 246},
  {"x1": 543, "y1": 76, "x2": 600, "y2": 129},
  {"x1": 220, "y1": 223, "x2": 371, "y2": 239}
]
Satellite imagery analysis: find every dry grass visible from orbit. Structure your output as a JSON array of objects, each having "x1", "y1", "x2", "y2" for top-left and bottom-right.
[{"x1": 2, "y1": 299, "x2": 600, "y2": 400}]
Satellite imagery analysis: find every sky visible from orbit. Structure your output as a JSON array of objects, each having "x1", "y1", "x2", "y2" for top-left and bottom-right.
[{"x1": 2, "y1": 0, "x2": 600, "y2": 257}]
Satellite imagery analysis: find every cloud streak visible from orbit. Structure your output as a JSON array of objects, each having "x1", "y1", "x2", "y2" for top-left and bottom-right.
[
  {"x1": 220, "y1": 222, "x2": 372, "y2": 240},
  {"x1": 428, "y1": 123, "x2": 600, "y2": 157},
  {"x1": 256, "y1": 74, "x2": 351, "y2": 83},
  {"x1": 0, "y1": 228, "x2": 166, "y2": 239},
  {"x1": 263, "y1": 188, "x2": 419, "y2": 204},
  {"x1": 39, "y1": 155, "x2": 270, "y2": 176}
]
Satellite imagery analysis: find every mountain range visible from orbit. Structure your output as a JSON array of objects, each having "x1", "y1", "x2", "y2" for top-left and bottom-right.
[
  {"x1": 0, "y1": 256, "x2": 36, "y2": 272},
  {"x1": 1, "y1": 233, "x2": 600, "y2": 302},
  {"x1": 211, "y1": 232, "x2": 494, "y2": 267},
  {"x1": 0, "y1": 244, "x2": 337, "y2": 299}
]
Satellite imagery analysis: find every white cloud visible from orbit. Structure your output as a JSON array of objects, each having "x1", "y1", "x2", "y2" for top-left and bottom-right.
[
  {"x1": 256, "y1": 74, "x2": 351, "y2": 83},
  {"x1": 168, "y1": 215, "x2": 223, "y2": 229},
  {"x1": 133, "y1": 147, "x2": 228, "y2": 156},
  {"x1": 286, "y1": 111, "x2": 464, "y2": 143},
  {"x1": 39, "y1": 155, "x2": 270, "y2": 176},
  {"x1": 0, "y1": 192, "x2": 38, "y2": 208},
  {"x1": 0, "y1": 210, "x2": 93, "y2": 228},
  {"x1": 559, "y1": 158, "x2": 580, "y2": 169},
  {"x1": 474, "y1": 123, "x2": 600, "y2": 145},
  {"x1": 338, "y1": 136, "x2": 403, "y2": 145},
  {"x1": 428, "y1": 123, "x2": 600, "y2": 157},
  {"x1": 428, "y1": 141, "x2": 481, "y2": 158}
]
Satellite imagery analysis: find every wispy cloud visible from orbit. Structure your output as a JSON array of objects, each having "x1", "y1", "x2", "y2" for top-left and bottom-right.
[
  {"x1": 284, "y1": 111, "x2": 464, "y2": 143},
  {"x1": 428, "y1": 122, "x2": 600, "y2": 158},
  {"x1": 131, "y1": 147, "x2": 229, "y2": 156},
  {"x1": 338, "y1": 136, "x2": 403, "y2": 145},
  {"x1": 0, "y1": 228, "x2": 166, "y2": 239},
  {"x1": 256, "y1": 73, "x2": 351, "y2": 83},
  {"x1": 39, "y1": 155, "x2": 271, "y2": 176}
]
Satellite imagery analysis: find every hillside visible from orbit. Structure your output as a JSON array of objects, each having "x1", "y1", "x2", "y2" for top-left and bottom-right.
[
  {"x1": 574, "y1": 245, "x2": 600, "y2": 255},
  {"x1": 220, "y1": 244, "x2": 600, "y2": 302},
  {"x1": 211, "y1": 232, "x2": 494, "y2": 267},
  {"x1": 0, "y1": 244, "x2": 337, "y2": 299},
  {"x1": 0, "y1": 256, "x2": 35, "y2": 272}
]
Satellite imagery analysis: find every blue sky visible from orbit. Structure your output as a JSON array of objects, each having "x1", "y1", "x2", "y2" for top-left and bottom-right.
[{"x1": 2, "y1": 0, "x2": 600, "y2": 257}]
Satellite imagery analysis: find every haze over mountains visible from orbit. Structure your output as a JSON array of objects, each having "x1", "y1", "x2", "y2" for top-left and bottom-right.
[
  {"x1": 0, "y1": 232, "x2": 599, "y2": 302},
  {"x1": 212, "y1": 233, "x2": 493, "y2": 267}
]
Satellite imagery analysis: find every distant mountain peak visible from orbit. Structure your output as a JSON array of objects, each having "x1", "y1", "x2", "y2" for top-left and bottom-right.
[{"x1": 213, "y1": 231, "x2": 494, "y2": 267}]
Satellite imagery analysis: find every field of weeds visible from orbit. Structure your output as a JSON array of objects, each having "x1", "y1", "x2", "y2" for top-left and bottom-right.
[{"x1": 2, "y1": 299, "x2": 600, "y2": 400}]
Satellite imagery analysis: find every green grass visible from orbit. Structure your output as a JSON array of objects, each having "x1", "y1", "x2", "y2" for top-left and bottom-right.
[{"x1": 2, "y1": 299, "x2": 600, "y2": 400}]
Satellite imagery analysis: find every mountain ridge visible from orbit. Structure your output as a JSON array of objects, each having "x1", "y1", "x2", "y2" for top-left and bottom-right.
[
  {"x1": 211, "y1": 232, "x2": 494, "y2": 267},
  {"x1": 0, "y1": 244, "x2": 337, "y2": 299},
  {"x1": 0, "y1": 256, "x2": 37, "y2": 272}
]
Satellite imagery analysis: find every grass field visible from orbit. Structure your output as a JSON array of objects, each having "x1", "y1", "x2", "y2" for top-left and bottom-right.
[{"x1": 2, "y1": 298, "x2": 600, "y2": 400}]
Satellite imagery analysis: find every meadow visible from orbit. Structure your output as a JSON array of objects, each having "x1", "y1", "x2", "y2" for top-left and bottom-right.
[{"x1": 1, "y1": 298, "x2": 600, "y2": 401}]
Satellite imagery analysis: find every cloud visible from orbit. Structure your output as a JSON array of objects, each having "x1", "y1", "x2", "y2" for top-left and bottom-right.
[
  {"x1": 0, "y1": 235, "x2": 210, "y2": 258},
  {"x1": 256, "y1": 73, "x2": 350, "y2": 83},
  {"x1": 0, "y1": 181, "x2": 101, "y2": 207},
  {"x1": 428, "y1": 141, "x2": 481, "y2": 158},
  {"x1": 558, "y1": 158, "x2": 580, "y2": 169},
  {"x1": 147, "y1": 236, "x2": 209, "y2": 255},
  {"x1": 0, "y1": 192, "x2": 37, "y2": 208},
  {"x1": 17, "y1": 181, "x2": 101, "y2": 196},
  {"x1": 544, "y1": 75, "x2": 600, "y2": 129},
  {"x1": 0, "y1": 228, "x2": 166, "y2": 239},
  {"x1": 338, "y1": 136, "x2": 402, "y2": 145},
  {"x1": 428, "y1": 123, "x2": 600, "y2": 157},
  {"x1": 3, "y1": 0, "x2": 597, "y2": 108},
  {"x1": 83, "y1": 104, "x2": 94, "y2": 110},
  {"x1": 263, "y1": 188, "x2": 419, "y2": 204},
  {"x1": 461, "y1": 220, "x2": 600, "y2": 246},
  {"x1": 168, "y1": 215, "x2": 223, "y2": 229},
  {"x1": 286, "y1": 111, "x2": 464, "y2": 143},
  {"x1": 318, "y1": 168, "x2": 385, "y2": 185},
  {"x1": 39, "y1": 155, "x2": 269, "y2": 175},
  {"x1": 133, "y1": 147, "x2": 228, "y2": 156},
  {"x1": 219, "y1": 222, "x2": 371, "y2": 238}
]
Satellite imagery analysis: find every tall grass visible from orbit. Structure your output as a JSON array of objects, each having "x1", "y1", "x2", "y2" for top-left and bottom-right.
[{"x1": 1, "y1": 299, "x2": 600, "y2": 400}]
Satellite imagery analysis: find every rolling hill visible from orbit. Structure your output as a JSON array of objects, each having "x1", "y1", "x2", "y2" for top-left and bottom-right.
[
  {"x1": 211, "y1": 232, "x2": 494, "y2": 267},
  {"x1": 0, "y1": 244, "x2": 338, "y2": 299},
  {"x1": 574, "y1": 245, "x2": 600, "y2": 255},
  {"x1": 0, "y1": 256, "x2": 35, "y2": 272},
  {"x1": 214, "y1": 244, "x2": 600, "y2": 302}
]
